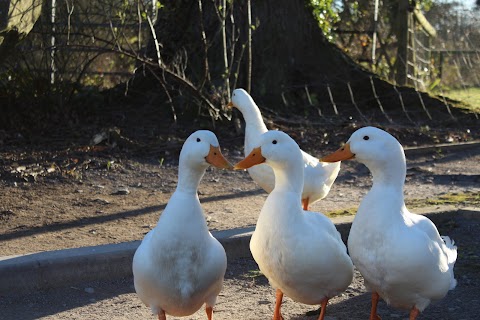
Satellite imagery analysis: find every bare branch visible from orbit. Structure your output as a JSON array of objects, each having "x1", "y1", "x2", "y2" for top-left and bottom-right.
[
  {"x1": 221, "y1": 0, "x2": 230, "y2": 98},
  {"x1": 146, "y1": 14, "x2": 163, "y2": 68},
  {"x1": 246, "y1": 0, "x2": 251, "y2": 93},
  {"x1": 197, "y1": 0, "x2": 211, "y2": 88}
]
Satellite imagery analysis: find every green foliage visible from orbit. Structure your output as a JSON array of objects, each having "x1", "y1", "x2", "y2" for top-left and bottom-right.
[
  {"x1": 309, "y1": 0, "x2": 340, "y2": 41},
  {"x1": 441, "y1": 88, "x2": 480, "y2": 112},
  {"x1": 418, "y1": 0, "x2": 434, "y2": 11}
]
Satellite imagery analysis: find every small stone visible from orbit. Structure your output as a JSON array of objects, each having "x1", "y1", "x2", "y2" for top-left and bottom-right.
[
  {"x1": 92, "y1": 198, "x2": 110, "y2": 205},
  {"x1": 112, "y1": 187, "x2": 130, "y2": 195},
  {"x1": 84, "y1": 287, "x2": 95, "y2": 294}
]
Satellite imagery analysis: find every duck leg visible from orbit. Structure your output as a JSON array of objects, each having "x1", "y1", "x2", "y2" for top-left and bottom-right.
[
  {"x1": 369, "y1": 292, "x2": 381, "y2": 320},
  {"x1": 302, "y1": 198, "x2": 309, "y2": 211},
  {"x1": 317, "y1": 298, "x2": 329, "y2": 320},
  {"x1": 409, "y1": 307, "x2": 420, "y2": 320},
  {"x1": 273, "y1": 288, "x2": 284, "y2": 320},
  {"x1": 206, "y1": 306, "x2": 213, "y2": 320},
  {"x1": 158, "y1": 310, "x2": 166, "y2": 320}
]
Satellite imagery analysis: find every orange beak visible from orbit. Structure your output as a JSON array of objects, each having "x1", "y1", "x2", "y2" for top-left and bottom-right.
[
  {"x1": 233, "y1": 147, "x2": 266, "y2": 170},
  {"x1": 226, "y1": 101, "x2": 234, "y2": 108},
  {"x1": 205, "y1": 145, "x2": 233, "y2": 170},
  {"x1": 321, "y1": 142, "x2": 355, "y2": 162}
]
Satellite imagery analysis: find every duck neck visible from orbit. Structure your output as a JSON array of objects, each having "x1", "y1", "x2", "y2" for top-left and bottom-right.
[
  {"x1": 271, "y1": 161, "x2": 304, "y2": 197},
  {"x1": 175, "y1": 162, "x2": 205, "y2": 195},
  {"x1": 242, "y1": 106, "x2": 268, "y2": 154},
  {"x1": 368, "y1": 158, "x2": 406, "y2": 195}
]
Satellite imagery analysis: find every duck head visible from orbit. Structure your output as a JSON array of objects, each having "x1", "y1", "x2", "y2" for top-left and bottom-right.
[
  {"x1": 322, "y1": 126, "x2": 406, "y2": 183},
  {"x1": 233, "y1": 130, "x2": 303, "y2": 171},
  {"x1": 180, "y1": 130, "x2": 233, "y2": 170},
  {"x1": 226, "y1": 88, "x2": 256, "y2": 112}
]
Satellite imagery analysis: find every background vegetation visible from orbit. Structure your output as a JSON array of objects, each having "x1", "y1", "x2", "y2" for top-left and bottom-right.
[{"x1": 0, "y1": 0, "x2": 478, "y2": 145}]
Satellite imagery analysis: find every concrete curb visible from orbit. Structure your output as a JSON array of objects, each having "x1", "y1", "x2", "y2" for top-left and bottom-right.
[
  {"x1": 0, "y1": 227, "x2": 252, "y2": 296},
  {"x1": 1, "y1": 207, "x2": 478, "y2": 296}
]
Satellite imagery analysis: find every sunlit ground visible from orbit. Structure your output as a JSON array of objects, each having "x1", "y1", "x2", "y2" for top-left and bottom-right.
[{"x1": 443, "y1": 87, "x2": 480, "y2": 112}]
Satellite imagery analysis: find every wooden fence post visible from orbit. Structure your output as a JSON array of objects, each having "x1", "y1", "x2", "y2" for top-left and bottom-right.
[{"x1": 394, "y1": 0, "x2": 409, "y2": 86}]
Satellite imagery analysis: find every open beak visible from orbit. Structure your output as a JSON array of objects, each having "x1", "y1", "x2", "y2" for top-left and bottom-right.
[
  {"x1": 205, "y1": 145, "x2": 233, "y2": 170},
  {"x1": 233, "y1": 147, "x2": 266, "y2": 170},
  {"x1": 226, "y1": 101, "x2": 234, "y2": 108},
  {"x1": 321, "y1": 142, "x2": 355, "y2": 162}
]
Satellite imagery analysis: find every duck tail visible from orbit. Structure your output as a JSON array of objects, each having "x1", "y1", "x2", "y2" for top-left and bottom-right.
[{"x1": 441, "y1": 236, "x2": 458, "y2": 290}]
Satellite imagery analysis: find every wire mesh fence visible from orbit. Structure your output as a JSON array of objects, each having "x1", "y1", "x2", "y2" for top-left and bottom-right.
[
  {"x1": 2, "y1": 0, "x2": 479, "y2": 127},
  {"x1": 4, "y1": 0, "x2": 155, "y2": 88}
]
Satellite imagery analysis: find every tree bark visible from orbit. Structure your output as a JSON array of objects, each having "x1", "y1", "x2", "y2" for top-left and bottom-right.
[
  {"x1": 0, "y1": 0, "x2": 43, "y2": 64},
  {"x1": 131, "y1": 0, "x2": 472, "y2": 125}
]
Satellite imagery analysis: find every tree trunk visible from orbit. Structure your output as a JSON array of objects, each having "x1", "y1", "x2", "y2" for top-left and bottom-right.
[
  {"x1": 0, "y1": 0, "x2": 43, "y2": 64},
  {"x1": 131, "y1": 0, "x2": 472, "y2": 125}
]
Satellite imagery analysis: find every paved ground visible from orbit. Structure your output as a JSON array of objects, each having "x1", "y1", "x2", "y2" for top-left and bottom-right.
[
  {"x1": 1, "y1": 211, "x2": 479, "y2": 320},
  {"x1": 1, "y1": 142, "x2": 479, "y2": 256},
  {"x1": 1, "y1": 142, "x2": 479, "y2": 319}
]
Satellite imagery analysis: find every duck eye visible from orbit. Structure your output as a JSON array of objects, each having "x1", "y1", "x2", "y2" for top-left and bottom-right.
[
  {"x1": 196, "y1": 138, "x2": 201, "y2": 142},
  {"x1": 363, "y1": 136, "x2": 370, "y2": 141},
  {"x1": 272, "y1": 140, "x2": 277, "y2": 144}
]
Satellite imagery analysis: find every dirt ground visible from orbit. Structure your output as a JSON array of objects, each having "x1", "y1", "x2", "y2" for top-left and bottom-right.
[
  {"x1": 0, "y1": 125, "x2": 479, "y2": 319},
  {"x1": 1, "y1": 213, "x2": 479, "y2": 320},
  {"x1": 0, "y1": 133, "x2": 479, "y2": 257}
]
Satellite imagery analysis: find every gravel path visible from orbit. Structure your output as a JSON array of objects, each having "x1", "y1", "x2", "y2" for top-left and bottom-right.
[
  {"x1": 2, "y1": 211, "x2": 479, "y2": 319},
  {"x1": 1, "y1": 144, "x2": 479, "y2": 319}
]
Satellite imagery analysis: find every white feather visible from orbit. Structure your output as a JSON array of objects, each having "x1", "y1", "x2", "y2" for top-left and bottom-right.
[
  {"x1": 132, "y1": 130, "x2": 227, "y2": 317},
  {"x1": 338, "y1": 126, "x2": 457, "y2": 313},
  {"x1": 230, "y1": 88, "x2": 341, "y2": 207}
]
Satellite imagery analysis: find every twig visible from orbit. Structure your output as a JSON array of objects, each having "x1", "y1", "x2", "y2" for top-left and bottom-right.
[
  {"x1": 197, "y1": 0, "x2": 211, "y2": 88},
  {"x1": 146, "y1": 15, "x2": 163, "y2": 68},
  {"x1": 149, "y1": 66, "x2": 177, "y2": 123},
  {"x1": 221, "y1": 0, "x2": 230, "y2": 98},
  {"x1": 326, "y1": 84, "x2": 338, "y2": 115},
  {"x1": 438, "y1": 89, "x2": 455, "y2": 120},
  {"x1": 246, "y1": 0, "x2": 252, "y2": 93},
  {"x1": 393, "y1": 85, "x2": 415, "y2": 124},
  {"x1": 416, "y1": 90, "x2": 432, "y2": 120},
  {"x1": 347, "y1": 82, "x2": 368, "y2": 123},
  {"x1": 370, "y1": 76, "x2": 392, "y2": 123}
]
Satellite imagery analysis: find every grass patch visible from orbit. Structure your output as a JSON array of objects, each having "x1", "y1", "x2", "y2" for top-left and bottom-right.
[
  {"x1": 243, "y1": 269, "x2": 264, "y2": 279},
  {"x1": 326, "y1": 207, "x2": 357, "y2": 218},
  {"x1": 443, "y1": 88, "x2": 480, "y2": 112},
  {"x1": 325, "y1": 192, "x2": 479, "y2": 217},
  {"x1": 406, "y1": 192, "x2": 480, "y2": 208}
]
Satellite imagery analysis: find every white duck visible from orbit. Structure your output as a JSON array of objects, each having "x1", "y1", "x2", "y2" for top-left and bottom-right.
[
  {"x1": 321, "y1": 126, "x2": 457, "y2": 320},
  {"x1": 228, "y1": 88, "x2": 341, "y2": 210},
  {"x1": 234, "y1": 130, "x2": 353, "y2": 320},
  {"x1": 132, "y1": 130, "x2": 231, "y2": 320}
]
